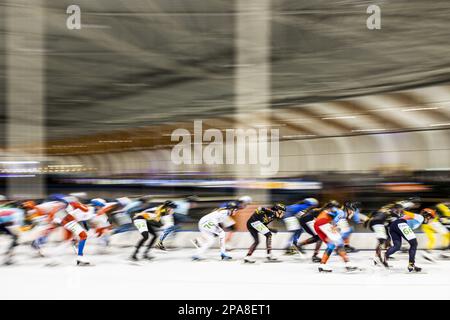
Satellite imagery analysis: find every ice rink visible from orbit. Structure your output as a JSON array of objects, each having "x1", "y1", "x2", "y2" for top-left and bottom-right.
[{"x1": 1, "y1": 243, "x2": 450, "y2": 300}]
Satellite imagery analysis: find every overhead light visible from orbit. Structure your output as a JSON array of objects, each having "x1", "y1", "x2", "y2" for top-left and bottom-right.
[
  {"x1": 0, "y1": 161, "x2": 40, "y2": 164},
  {"x1": 98, "y1": 140, "x2": 133, "y2": 143},
  {"x1": 282, "y1": 134, "x2": 317, "y2": 138},
  {"x1": 322, "y1": 116, "x2": 356, "y2": 120},
  {"x1": 402, "y1": 107, "x2": 440, "y2": 112},
  {"x1": 429, "y1": 123, "x2": 450, "y2": 127},
  {"x1": 351, "y1": 128, "x2": 386, "y2": 132},
  {"x1": 371, "y1": 108, "x2": 398, "y2": 112}
]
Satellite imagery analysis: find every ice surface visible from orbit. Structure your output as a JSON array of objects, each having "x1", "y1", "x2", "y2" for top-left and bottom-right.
[{"x1": 1, "y1": 243, "x2": 450, "y2": 300}]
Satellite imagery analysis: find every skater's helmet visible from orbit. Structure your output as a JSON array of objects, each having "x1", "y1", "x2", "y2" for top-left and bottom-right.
[
  {"x1": 21, "y1": 200, "x2": 36, "y2": 210},
  {"x1": 324, "y1": 200, "x2": 340, "y2": 210},
  {"x1": 225, "y1": 201, "x2": 238, "y2": 209},
  {"x1": 225, "y1": 201, "x2": 240, "y2": 214},
  {"x1": 116, "y1": 197, "x2": 131, "y2": 207},
  {"x1": 420, "y1": 208, "x2": 436, "y2": 222},
  {"x1": 185, "y1": 195, "x2": 199, "y2": 202},
  {"x1": 344, "y1": 201, "x2": 360, "y2": 218},
  {"x1": 272, "y1": 203, "x2": 286, "y2": 218},
  {"x1": 163, "y1": 200, "x2": 177, "y2": 209},
  {"x1": 238, "y1": 195, "x2": 252, "y2": 205},
  {"x1": 90, "y1": 198, "x2": 106, "y2": 207},
  {"x1": 344, "y1": 201, "x2": 360, "y2": 211},
  {"x1": 390, "y1": 203, "x2": 404, "y2": 217},
  {"x1": 304, "y1": 198, "x2": 318, "y2": 207}
]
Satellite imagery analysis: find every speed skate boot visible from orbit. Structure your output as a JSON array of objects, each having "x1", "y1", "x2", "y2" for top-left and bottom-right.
[
  {"x1": 373, "y1": 254, "x2": 384, "y2": 266},
  {"x1": 266, "y1": 255, "x2": 279, "y2": 263},
  {"x1": 3, "y1": 252, "x2": 14, "y2": 266},
  {"x1": 143, "y1": 252, "x2": 155, "y2": 261},
  {"x1": 318, "y1": 263, "x2": 332, "y2": 273},
  {"x1": 345, "y1": 262, "x2": 358, "y2": 272},
  {"x1": 129, "y1": 253, "x2": 139, "y2": 262},
  {"x1": 311, "y1": 254, "x2": 322, "y2": 263},
  {"x1": 31, "y1": 240, "x2": 45, "y2": 258},
  {"x1": 192, "y1": 255, "x2": 205, "y2": 261},
  {"x1": 344, "y1": 245, "x2": 358, "y2": 253},
  {"x1": 71, "y1": 239, "x2": 78, "y2": 254},
  {"x1": 244, "y1": 256, "x2": 256, "y2": 264},
  {"x1": 221, "y1": 253, "x2": 232, "y2": 261},
  {"x1": 381, "y1": 253, "x2": 391, "y2": 268},
  {"x1": 155, "y1": 241, "x2": 166, "y2": 251},
  {"x1": 76, "y1": 255, "x2": 90, "y2": 266},
  {"x1": 295, "y1": 244, "x2": 306, "y2": 254},
  {"x1": 284, "y1": 246, "x2": 297, "y2": 255},
  {"x1": 407, "y1": 262, "x2": 422, "y2": 273}
]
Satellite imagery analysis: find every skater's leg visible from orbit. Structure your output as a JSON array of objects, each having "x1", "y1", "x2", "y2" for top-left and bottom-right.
[
  {"x1": 298, "y1": 219, "x2": 319, "y2": 248},
  {"x1": 132, "y1": 218, "x2": 150, "y2": 259},
  {"x1": 133, "y1": 231, "x2": 149, "y2": 257},
  {"x1": 408, "y1": 238, "x2": 418, "y2": 264},
  {"x1": 62, "y1": 217, "x2": 89, "y2": 261},
  {"x1": 265, "y1": 233, "x2": 273, "y2": 256},
  {"x1": 336, "y1": 245, "x2": 350, "y2": 263},
  {"x1": 372, "y1": 223, "x2": 388, "y2": 260},
  {"x1": 112, "y1": 223, "x2": 134, "y2": 235},
  {"x1": 298, "y1": 234, "x2": 320, "y2": 247},
  {"x1": 218, "y1": 229, "x2": 226, "y2": 255},
  {"x1": 159, "y1": 225, "x2": 177, "y2": 243},
  {"x1": 375, "y1": 239, "x2": 384, "y2": 260},
  {"x1": 246, "y1": 225, "x2": 259, "y2": 257},
  {"x1": 77, "y1": 231, "x2": 87, "y2": 256},
  {"x1": 1, "y1": 225, "x2": 18, "y2": 264},
  {"x1": 292, "y1": 229, "x2": 302, "y2": 246},
  {"x1": 195, "y1": 231, "x2": 215, "y2": 257},
  {"x1": 313, "y1": 240, "x2": 322, "y2": 257},
  {"x1": 143, "y1": 224, "x2": 157, "y2": 256},
  {"x1": 284, "y1": 216, "x2": 300, "y2": 247},
  {"x1": 385, "y1": 229, "x2": 402, "y2": 260},
  {"x1": 320, "y1": 243, "x2": 335, "y2": 264}
]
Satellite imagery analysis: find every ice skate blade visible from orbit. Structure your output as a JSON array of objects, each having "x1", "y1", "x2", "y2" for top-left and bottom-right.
[
  {"x1": 45, "y1": 261, "x2": 60, "y2": 267},
  {"x1": 318, "y1": 268, "x2": 332, "y2": 273},
  {"x1": 264, "y1": 259, "x2": 282, "y2": 263},
  {"x1": 373, "y1": 258, "x2": 388, "y2": 268},
  {"x1": 423, "y1": 256, "x2": 436, "y2": 263},
  {"x1": 345, "y1": 267, "x2": 364, "y2": 273},
  {"x1": 192, "y1": 256, "x2": 205, "y2": 261},
  {"x1": 142, "y1": 255, "x2": 155, "y2": 261},
  {"x1": 190, "y1": 239, "x2": 200, "y2": 249}
]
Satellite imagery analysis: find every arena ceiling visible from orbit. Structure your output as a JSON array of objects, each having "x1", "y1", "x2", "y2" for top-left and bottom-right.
[{"x1": 1, "y1": 0, "x2": 450, "y2": 154}]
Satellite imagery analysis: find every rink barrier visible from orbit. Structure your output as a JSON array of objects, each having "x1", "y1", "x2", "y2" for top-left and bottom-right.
[{"x1": 16, "y1": 227, "x2": 435, "y2": 250}]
